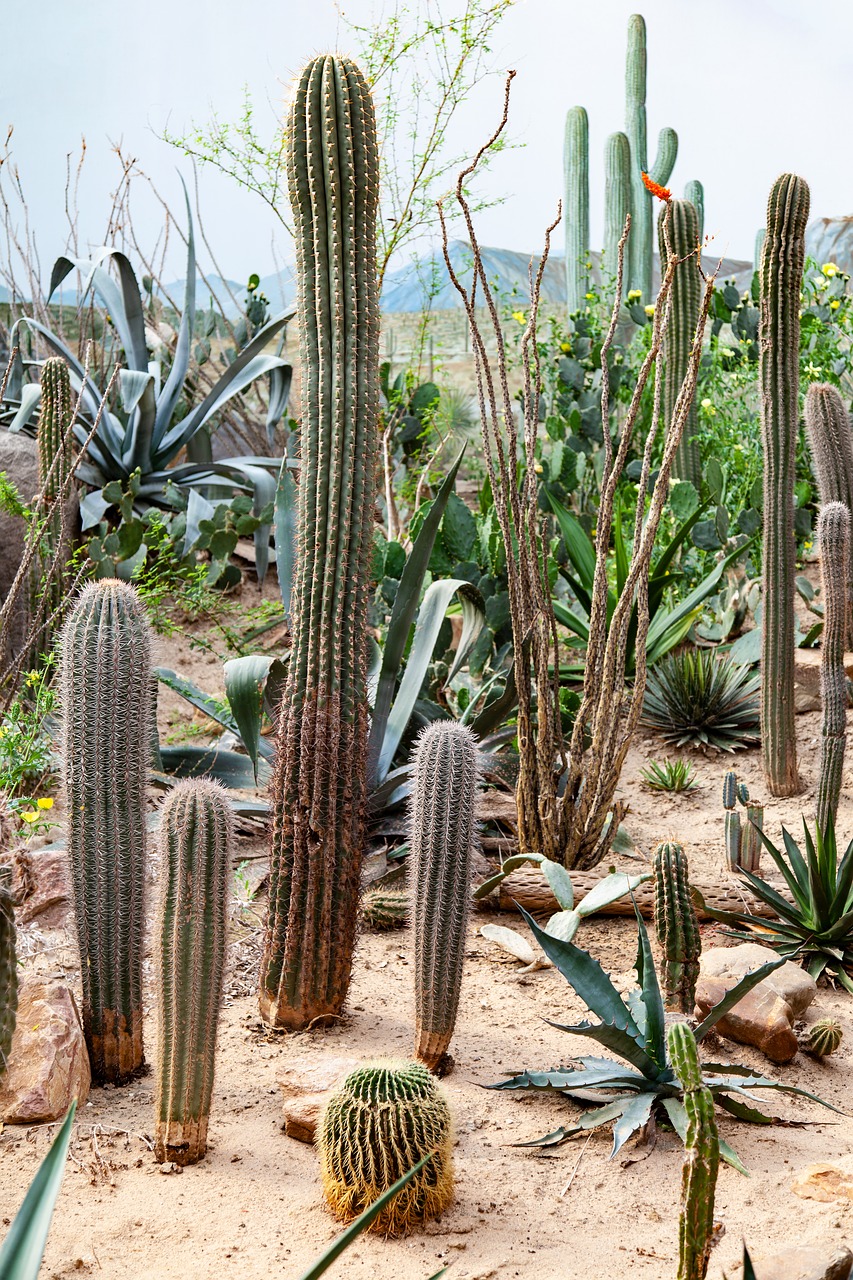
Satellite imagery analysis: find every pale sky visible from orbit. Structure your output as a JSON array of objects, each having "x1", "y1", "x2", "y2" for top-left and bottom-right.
[{"x1": 4, "y1": 0, "x2": 853, "y2": 288}]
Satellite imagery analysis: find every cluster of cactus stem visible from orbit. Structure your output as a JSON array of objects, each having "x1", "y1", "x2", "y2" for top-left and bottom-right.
[
  {"x1": 563, "y1": 106, "x2": 590, "y2": 314},
  {"x1": 0, "y1": 865, "x2": 17, "y2": 1079},
  {"x1": 799, "y1": 1017, "x2": 844, "y2": 1058},
  {"x1": 760, "y1": 173, "x2": 810, "y2": 797},
  {"x1": 658, "y1": 199, "x2": 702, "y2": 485},
  {"x1": 805, "y1": 382, "x2": 853, "y2": 648},
  {"x1": 29, "y1": 357, "x2": 75, "y2": 666},
  {"x1": 259, "y1": 54, "x2": 380, "y2": 1030},
  {"x1": 61, "y1": 579, "x2": 152, "y2": 1082},
  {"x1": 155, "y1": 780, "x2": 232, "y2": 1165},
  {"x1": 815, "y1": 502, "x2": 850, "y2": 831},
  {"x1": 669, "y1": 1021, "x2": 720, "y2": 1280},
  {"x1": 722, "y1": 771, "x2": 764, "y2": 873},
  {"x1": 653, "y1": 841, "x2": 701, "y2": 1013},
  {"x1": 318, "y1": 1060, "x2": 454, "y2": 1236},
  {"x1": 360, "y1": 888, "x2": 408, "y2": 931},
  {"x1": 410, "y1": 722, "x2": 480, "y2": 1070}
]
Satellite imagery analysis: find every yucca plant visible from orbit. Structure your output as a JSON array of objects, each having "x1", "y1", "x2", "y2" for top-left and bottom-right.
[
  {"x1": 641, "y1": 648, "x2": 760, "y2": 752},
  {"x1": 489, "y1": 906, "x2": 839, "y2": 1171},
  {"x1": 640, "y1": 759, "x2": 697, "y2": 793},
  {"x1": 698, "y1": 815, "x2": 853, "y2": 992}
]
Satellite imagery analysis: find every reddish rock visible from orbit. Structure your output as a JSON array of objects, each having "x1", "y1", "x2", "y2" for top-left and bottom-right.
[
  {"x1": 694, "y1": 944, "x2": 817, "y2": 1064},
  {"x1": 791, "y1": 1161, "x2": 853, "y2": 1204},
  {"x1": 16, "y1": 847, "x2": 71, "y2": 927},
  {"x1": 0, "y1": 973, "x2": 90, "y2": 1123},
  {"x1": 282, "y1": 1093, "x2": 326, "y2": 1143},
  {"x1": 278, "y1": 1055, "x2": 360, "y2": 1144},
  {"x1": 751, "y1": 1244, "x2": 852, "y2": 1280}
]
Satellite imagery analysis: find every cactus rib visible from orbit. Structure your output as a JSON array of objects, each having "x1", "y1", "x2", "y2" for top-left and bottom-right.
[{"x1": 815, "y1": 502, "x2": 850, "y2": 832}]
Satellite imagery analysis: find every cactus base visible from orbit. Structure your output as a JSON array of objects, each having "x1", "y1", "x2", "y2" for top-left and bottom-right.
[
  {"x1": 88, "y1": 1010, "x2": 144, "y2": 1084},
  {"x1": 154, "y1": 1116, "x2": 210, "y2": 1166}
]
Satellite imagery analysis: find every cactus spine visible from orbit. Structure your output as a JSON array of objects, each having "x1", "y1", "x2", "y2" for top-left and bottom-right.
[
  {"x1": 155, "y1": 780, "x2": 232, "y2": 1165},
  {"x1": 684, "y1": 180, "x2": 704, "y2": 245},
  {"x1": 360, "y1": 888, "x2": 408, "y2": 931},
  {"x1": 815, "y1": 502, "x2": 850, "y2": 832},
  {"x1": 0, "y1": 866, "x2": 17, "y2": 1078},
  {"x1": 760, "y1": 174, "x2": 809, "y2": 796},
  {"x1": 319, "y1": 1060, "x2": 454, "y2": 1236},
  {"x1": 61, "y1": 580, "x2": 152, "y2": 1081},
  {"x1": 722, "y1": 772, "x2": 763, "y2": 873},
  {"x1": 658, "y1": 200, "x2": 702, "y2": 486},
  {"x1": 564, "y1": 106, "x2": 590, "y2": 316},
  {"x1": 804, "y1": 383, "x2": 853, "y2": 647},
  {"x1": 653, "y1": 841, "x2": 701, "y2": 1013},
  {"x1": 669, "y1": 1022, "x2": 720, "y2": 1280},
  {"x1": 259, "y1": 56, "x2": 380, "y2": 1030},
  {"x1": 410, "y1": 723, "x2": 480, "y2": 1070},
  {"x1": 801, "y1": 1017, "x2": 843, "y2": 1057},
  {"x1": 604, "y1": 132, "x2": 631, "y2": 276},
  {"x1": 625, "y1": 13, "x2": 677, "y2": 298}
]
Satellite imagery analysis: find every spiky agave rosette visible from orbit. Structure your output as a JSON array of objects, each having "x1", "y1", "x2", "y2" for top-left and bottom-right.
[{"x1": 641, "y1": 648, "x2": 760, "y2": 752}]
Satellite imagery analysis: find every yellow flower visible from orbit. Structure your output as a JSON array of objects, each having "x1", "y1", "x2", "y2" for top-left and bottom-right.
[
  {"x1": 627, "y1": 289, "x2": 642, "y2": 303},
  {"x1": 20, "y1": 811, "x2": 38, "y2": 824},
  {"x1": 804, "y1": 540, "x2": 813, "y2": 550},
  {"x1": 701, "y1": 398, "x2": 712, "y2": 408},
  {"x1": 644, "y1": 304, "x2": 655, "y2": 317},
  {"x1": 36, "y1": 797, "x2": 54, "y2": 810},
  {"x1": 822, "y1": 262, "x2": 839, "y2": 277},
  {"x1": 533, "y1": 461, "x2": 543, "y2": 474},
  {"x1": 560, "y1": 342, "x2": 572, "y2": 353},
  {"x1": 721, "y1": 347, "x2": 735, "y2": 358},
  {"x1": 830, "y1": 298, "x2": 841, "y2": 311},
  {"x1": 25, "y1": 671, "x2": 38, "y2": 687},
  {"x1": 511, "y1": 310, "x2": 526, "y2": 325},
  {"x1": 584, "y1": 292, "x2": 594, "y2": 301}
]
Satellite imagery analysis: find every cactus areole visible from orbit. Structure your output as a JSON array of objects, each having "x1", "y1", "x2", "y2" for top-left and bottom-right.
[{"x1": 259, "y1": 54, "x2": 380, "y2": 1029}]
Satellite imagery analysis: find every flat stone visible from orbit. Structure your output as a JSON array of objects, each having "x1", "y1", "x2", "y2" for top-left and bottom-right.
[
  {"x1": 792, "y1": 1161, "x2": 853, "y2": 1204},
  {"x1": 0, "y1": 973, "x2": 90, "y2": 1123},
  {"x1": 282, "y1": 1093, "x2": 326, "y2": 1143},
  {"x1": 277, "y1": 1055, "x2": 360, "y2": 1144},
  {"x1": 750, "y1": 1244, "x2": 852, "y2": 1280},
  {"x1": 15, "y1": 847, "x2": 72, "y2": 927},
  {"x1": 694, "y1": 944, "x2": 817, "y2": 1064}
]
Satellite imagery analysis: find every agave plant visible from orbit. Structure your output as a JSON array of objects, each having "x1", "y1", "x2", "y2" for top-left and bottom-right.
[
  {"x1": 698, "y1": 815, "x2": 853, "y2": 992},
  {"x1": 489, "y1": 907, "x2": 839, "y2": 1171},
  {"x1": 641, "y1": 648, "x2": 760, "y2": 751},
  {"x1": 639, "y1": 758, "x2": 697, "y2": 793}
]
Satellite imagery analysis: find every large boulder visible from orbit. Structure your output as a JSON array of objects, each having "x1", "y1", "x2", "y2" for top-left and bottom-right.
[
  {"x1": 694, "y1": 943, "x2": 817, "y2": 1063},
  {"x1": 0, "y1": 972, "x2": 90, "y2": 1123}
]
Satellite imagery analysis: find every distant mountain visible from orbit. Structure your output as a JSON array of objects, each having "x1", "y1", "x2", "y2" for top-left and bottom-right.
[{"x1": 158, "y1": 267, "x2": 297, "y2": 318}]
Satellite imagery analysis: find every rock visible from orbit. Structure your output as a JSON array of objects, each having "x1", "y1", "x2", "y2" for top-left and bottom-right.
[
  {"x1": 0, "y1": 972, "x2": 91, "y2": 1123},
  {"x1": 15, "y1": 846, "x2": 72, "y2": 927},
  {"x1": 794, "y1": 647, "x2": 853, "y2": 706},
  {"x1": 792, "y1": 1161, "x2": 853, "y2": 1204},
  {"x1": 694, "y1": 944, "x2": 817, "y2": 1063},
  {"x1": 750, "y1": 1244, "x2": 852, "y2": 1280},
  {"x1": 277, "y1": 1055, "x2": 359, "y2": 1143},
  {"x1": 282, "y1": 1093, "x2": 326, "y2": 1143}
]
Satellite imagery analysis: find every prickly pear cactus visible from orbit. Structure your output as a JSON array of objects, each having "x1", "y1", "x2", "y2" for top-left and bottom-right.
[
  {"x1": 0, "y1": 866, "x2": 17, "y2": 1078},
  {"x1": 669, "y1": 1021, "x2": 719, "y2": 1280},
  {"x1": 318, "y1": 1060, "x2": 454, "y2": 1236},
  {"x1": 653, "y1": 841, "x2": 701, "y2": 1013}
]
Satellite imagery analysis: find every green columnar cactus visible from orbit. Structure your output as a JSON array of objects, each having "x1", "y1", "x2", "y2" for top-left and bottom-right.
[
  {"x1": 30, "y1": 357, "x2": 75, "y2": 665},
  {"x1": 625, "y1": 13, "x2": 678, "y2": 298},
  {"x1": 410, "y1": 722, "x2": 480, "y2": 1070},
  {"x1": 259, "y1": 55, "x2": 380, "y2": 1030},
  {"x1": 319, "y1": 1060, "x2": 454, "y2": 1236},
  {"x1": 61, "y1": 580, "x2": 152, "y2": 1082},
  {"x1": 801, "y1": 1017, "x2": 843, "y2": 1057},
  {"x1": 564, "y1": 106, "x2": 590, "y2": 315},
  {"x1": 760, "y1": 173, "x2": 810, "y2": 796},
  {"x1": 653, "y1": 841, "x2": 701, "y2": 1013},
  {"x1": 753, "y1": 228, "x2": 766, "y2": 273},
  {"x1": 815, "y1": 502, "x2": 850, "y2": 833},
  {"x1": 657, "y1": 199, "x2": 702, "y2": 485},
  {"x1": 604, "y1": 132, "x2": 631, "y2": 276},
  {"x1": 360, "y1": 888, "x2": 408, "y2": 931},
  {"x1": 0, "y1": 866, "x2": 17, "y2": 1078},
  {"x1": 683, "y1": 180, "x2": 704, "y2": 244},
  {"x1": 669, "y1": 1022, "x2": 720, "y2": 1280},
  {"x1": 722, "y1": 772, "x2": 763, "y2": 873},
  {"x1": 804, "y1": 383, "x2": 853, "y2": 647},
  {"x1": 155, "y1": 780, "x2": 231, "y2": 1165}
]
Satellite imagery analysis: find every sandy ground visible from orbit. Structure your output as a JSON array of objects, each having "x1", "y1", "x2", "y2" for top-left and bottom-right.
[{"x1": 2, "y1": 603, "x2": 853, "y2": 1279}]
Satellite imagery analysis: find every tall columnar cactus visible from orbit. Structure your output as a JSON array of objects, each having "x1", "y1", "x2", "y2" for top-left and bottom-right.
[
  {"x1": 259, "y1": 56, "x2": 380, "y2": 1030},
  {"x1": 683, "y1": 180, "x2": 704, "y2": 245},
  {"x1": 722, "y1": 772, "x2": 764, "y2": 873},
  {"x1": 760, "y1": 173, "x2": 810, "y2": 796},
  {"x1": 625, "y1": 13, "x2": 678, "y2": 298},
  {"x1": 61, "y1": 580, "x2": 152, "y2": 1081},
  {"x1": 815, "y1": 502, "x2": 850, "y2": 833},
  {"x1": 603, "y1": 132, "x2": 631, "y2": 275},
  {"x1": 668, "y1": 1022, "x2": 720, "y2": 1280},
  {"x1": 319, "y1": 1060, "x2": 454, "y2": 1236},
  {"x1": 804, "y1": 383, "x2": 853, "y2": 647},
  {"x1": 564, "y1": 106, "x2": 590, "y2": 316},
  {"x1": 753, "y1": 228, "x2": 766, "y2": 273},
  {"x1": 653, "y1": 841, "x2": 701, "y2": 1013},
  {"x1": 658, "y1": 200, "x2": 702, "y2": 485},
  {"x1": 410, "y1": 722, "x2": 480, "y2": 1070},
  {"x1": 0, "y1": 865, "x2": 17, "y2": 1078},
  {"x1": 30, "y1": 357, "x2": 75, "y2": 664},
  {"x1": 155, "y1": 779, "x2": 232, "y2": 1166}
]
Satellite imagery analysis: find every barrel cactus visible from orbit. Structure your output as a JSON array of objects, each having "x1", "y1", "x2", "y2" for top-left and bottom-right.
[
  {"x1": 410, "y1": 722, "x2": 481, "y2": 1070},
  {"x1": 0, "y1": 865, "x2": 17, "y2": 1079},
  {"x1": 759, "y1": 173, "x2": 810, "y2": 796},
  {"x1": 318, "y1": 1060, "x2": 454, "y2": 1236},
  {"x1": 155, "y1": 779, "x2": 232, "y2": 1165},
  {"x1": 658, "y1": 199, "x2": 702, "y2": 486},
  {"x1": 625, "y1": 13, "x2": 677, "y2": 298},
  {"x1": 260, "y1": 55, "x2": 380, "y2": 1030},
  {"x1": 61, "y1": 580, "x2": 152, "y2": 1082},
  {"x1": 563, "y1": 105, "x2": 589, "y2": 316},
  {"x1": 669, "y1": 1021, "x2": 720, "y2": 1280},
  {"x1": 653, "y1": 841, "x2": 701, "y2": 1013},
  {"x1": 805, "y1": 383, "x2": 853, "y2": 647},
  {"x1": 801, "y1": 1017, "x2": 843, "y2": 1058},
  {"x1": 815, "y1": 502, "x2": 850, "y2": 833}
]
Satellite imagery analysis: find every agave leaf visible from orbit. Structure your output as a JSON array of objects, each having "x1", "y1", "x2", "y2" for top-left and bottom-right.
[
  {"x1": 488, "y1": 1066, "x2": 643, "y2": 1093},
  {"x1": 152, "y1": 181, "x2": 196, "y2": 442},
  {"x1": 779, "y1": 826, "x2": 813, "y2": 902},
  {"x1": 266, "y1": 363, "x2": 292, "y2": 446},
  {"x1": 716, "y1": 1075, "x2": 847, "y2": 1116},
  {"x1": 49, "y1": 252, "x2": 148, "y2": 373},
  {"x1": 646, "y1": 535, "x2": 756, "y2": 664},
  {"x1": 552, "y1": 599, "x2": 591, "y2": 642},
  {"x1": 7, "y1": 383, "x2": 41, "y2": 434},
  {"x1": 824, "y1": 907, "x2": 853, "y2": 942},
  {"x1": 238, "y1": 462, "x2": 276, "y2": 582},
  {"x1": 0, "y1": 1101, "x2": 76, "y2": 1278},
  {"x1": 611, "y1": 1091, "x2": 656, "y2": 1158},
  {"x1": 713, "y1": 1093, "x2": 774, "y2": 1125},
  {"x1": 274, "y1": 459, "x2": 296, "y2": 616},
  {"x1": 546, "y1": 491, "x2": 596, "y2": 590},
  {"x1": 542, "y1": 1017, "x2": 658, "y2": 1079},
  {"x1": 158, "y1": 744, "x2": 269, "y2": 789},
  {"x1": 693, "y1": 957, "x2": 787, "y2": 1041},
  {"x1": 224, "y1": 655, "x2": 283, "y2": 778},
  {"x1": 154, "y1": 668, "x2": 237, "y2": 734},
  {"x1": 633, "y1": 907, "x2": 666, "y2": 1068},
  {"x1": 514, "y1": 1098, "x2": 631, "y2": 1149},
  {"x1": 511, "y1": 1125, "x2": 580, "y2": 1148},
  {"x1": 735, "y1": 865, "x2": 810, "y2": 930}
]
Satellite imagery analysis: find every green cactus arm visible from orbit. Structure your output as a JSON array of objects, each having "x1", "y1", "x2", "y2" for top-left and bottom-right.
[
  {"x1": 815, "y1": 502, "x2": 850, "y2": 832},
  {"x1": 563, "y1": 106, "x2": 590, "y2": 316},
  {"x1": 604, "y1": 132, "x2": 631, "y2": 278},
  {"x1": 649, "y1": 126, "x2": 678, "y2": 186},
  {"x1": 804, "y1": 383, "x2": 853, "y2": 648},
  {"x1": 684, "y1": 180, "x2": 704, "y2": 244},
  {"x1": 658, "y1": 200, "x2": 702, "y2": 486}
]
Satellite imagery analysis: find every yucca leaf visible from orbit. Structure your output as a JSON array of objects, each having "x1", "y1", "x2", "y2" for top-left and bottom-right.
[{"x1": 0, "y1": 1101, "x2": 76, "y2": 1278}]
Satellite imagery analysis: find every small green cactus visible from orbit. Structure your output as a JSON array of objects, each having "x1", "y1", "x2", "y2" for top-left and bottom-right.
[
  {"x1": 0, "y1": 865, "x2": 17, "y2": 1078},
  {"x1": 805, "y1": 383, "x2": 853, "y2": 648},
  {"x1": 684, "y1": 180, "x2": 705, "y2": 244},
  {"x1": 801, "y1": 1017, "x2": 843, "y2": 1057},
  {"x1": 722, "y1": 771, "x2": 763, "y2": 874},
  {"x1": 658, "y1": 199, "x2": 702, "y2": 486},
  {"x1": 669, "y1": 1021, "x2": 720, "y2": 1280},
  {"x1": 653, "y1": 842, "x2": 701, "y2": 1013},
  {"x1": 319, "y1": 1060, "x2": 454, "y2": 1236},
  {"x1": 61, "y1": 580, "x2": 153, "y2": 1082},
  {"x1": 155, "y1": 779, "x2": 233, "y2": 1165},
  {"x1": 360, "y1": 888, "x2": 408, "y2": 931},
  {"x1": 564, "y1": 106, "x2": 589, "y2": 315},
  {"x1": 815, "y1": 502, "x2": 850, "y2": 832},
  {"x1": 410, "y1": 722, "x2": 481, "y2": 1070}
]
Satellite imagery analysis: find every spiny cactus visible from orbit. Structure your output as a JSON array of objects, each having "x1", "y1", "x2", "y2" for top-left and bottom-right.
[
  {"x1": 816, "y1": 502, "x2": 850, "y2": 832},
  {"x1": 564, "y1": 106, "x2": 589, "y2": 316},
  {"x1": 658, "y1": 199, "x2": 702, "y2": 486},
  {"x1": 722, "y1": 771, "x2": 763, "y2": 873},
  {"x1": 155, "y1": 779, "x2": 232, "y2": 1166},
  {"x1": 410, "y1": 722, "x2": 480, "y2": 1070},
  {"x1": 260, "y1": 55, "x2": 380, "y2": 1030},
  {"x1": 603, "y1": 132, "x2": 631, "y2": 276},
  {"x1": 760, "y1": 173, "x2": 809, "y2": 797},
  {"x1": 800, "y1": 1017, "x2": 843, "y2": 1057},
  {"x1": 625, "y1": 13, "x2": 677, "y2": 298},
  {"x1": 61, "y1": 580, "x2": 152, "y2": 1082},
  {"x1": 669, "y1": 1021, "x2": 720, "y2": 1280},
  {"x1": 684, "y1": 180, "x2": 705, "y2": 245},
  {"x1": 37, "y1": 358, "x2": 74, "y2": 502},
  {"x1": 804, "y1": 383, "x2": 853, "y2": 647},
  {"x1": 319, "y1": 1060, "x2": 454, "y2": 1236},
  {"x1": 753, "y1": 228, "x2": 766, "y2": 273},
  {"x1": 29, "y1": 357, "x2": 75, "y2": 667},
  {"x1": 360, "y1": 888, "x2": 408, "y2": 931},
  {"x1": 653, "y1": 842, "x2": 701, "y2": 1013},
  {"x1": 0, "y1": 865, "x2": 17, "y2": 1079}
]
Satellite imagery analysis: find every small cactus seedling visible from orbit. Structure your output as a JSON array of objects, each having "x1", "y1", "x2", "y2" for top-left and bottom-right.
[
  {"x1": 653, "y1": 842, "x2": 701, "y2": 1013},
  {"x1": 669, "y1": 1021, "x2": 720, "y2": 1280},
  {"x1": 360, "y1": 889, "x2": 408, "y2": 931},
  {"x1": 801, "y1": 1017, "x2": 843, "y2": 1058},
  {"x1": 318, "y1": 1060, "x2": 454, "y2": 1236},
  {"x1": 722, "y1": 771, "x2": 763, "y2": 873},
  {"x1": 0, "y1": 866, "x2": 17, "y2": 1078}
]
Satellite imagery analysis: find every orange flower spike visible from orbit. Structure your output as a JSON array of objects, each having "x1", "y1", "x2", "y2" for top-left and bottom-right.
[{"x1": 642, "y1": 171, "x2": 671, "y2": 202}]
